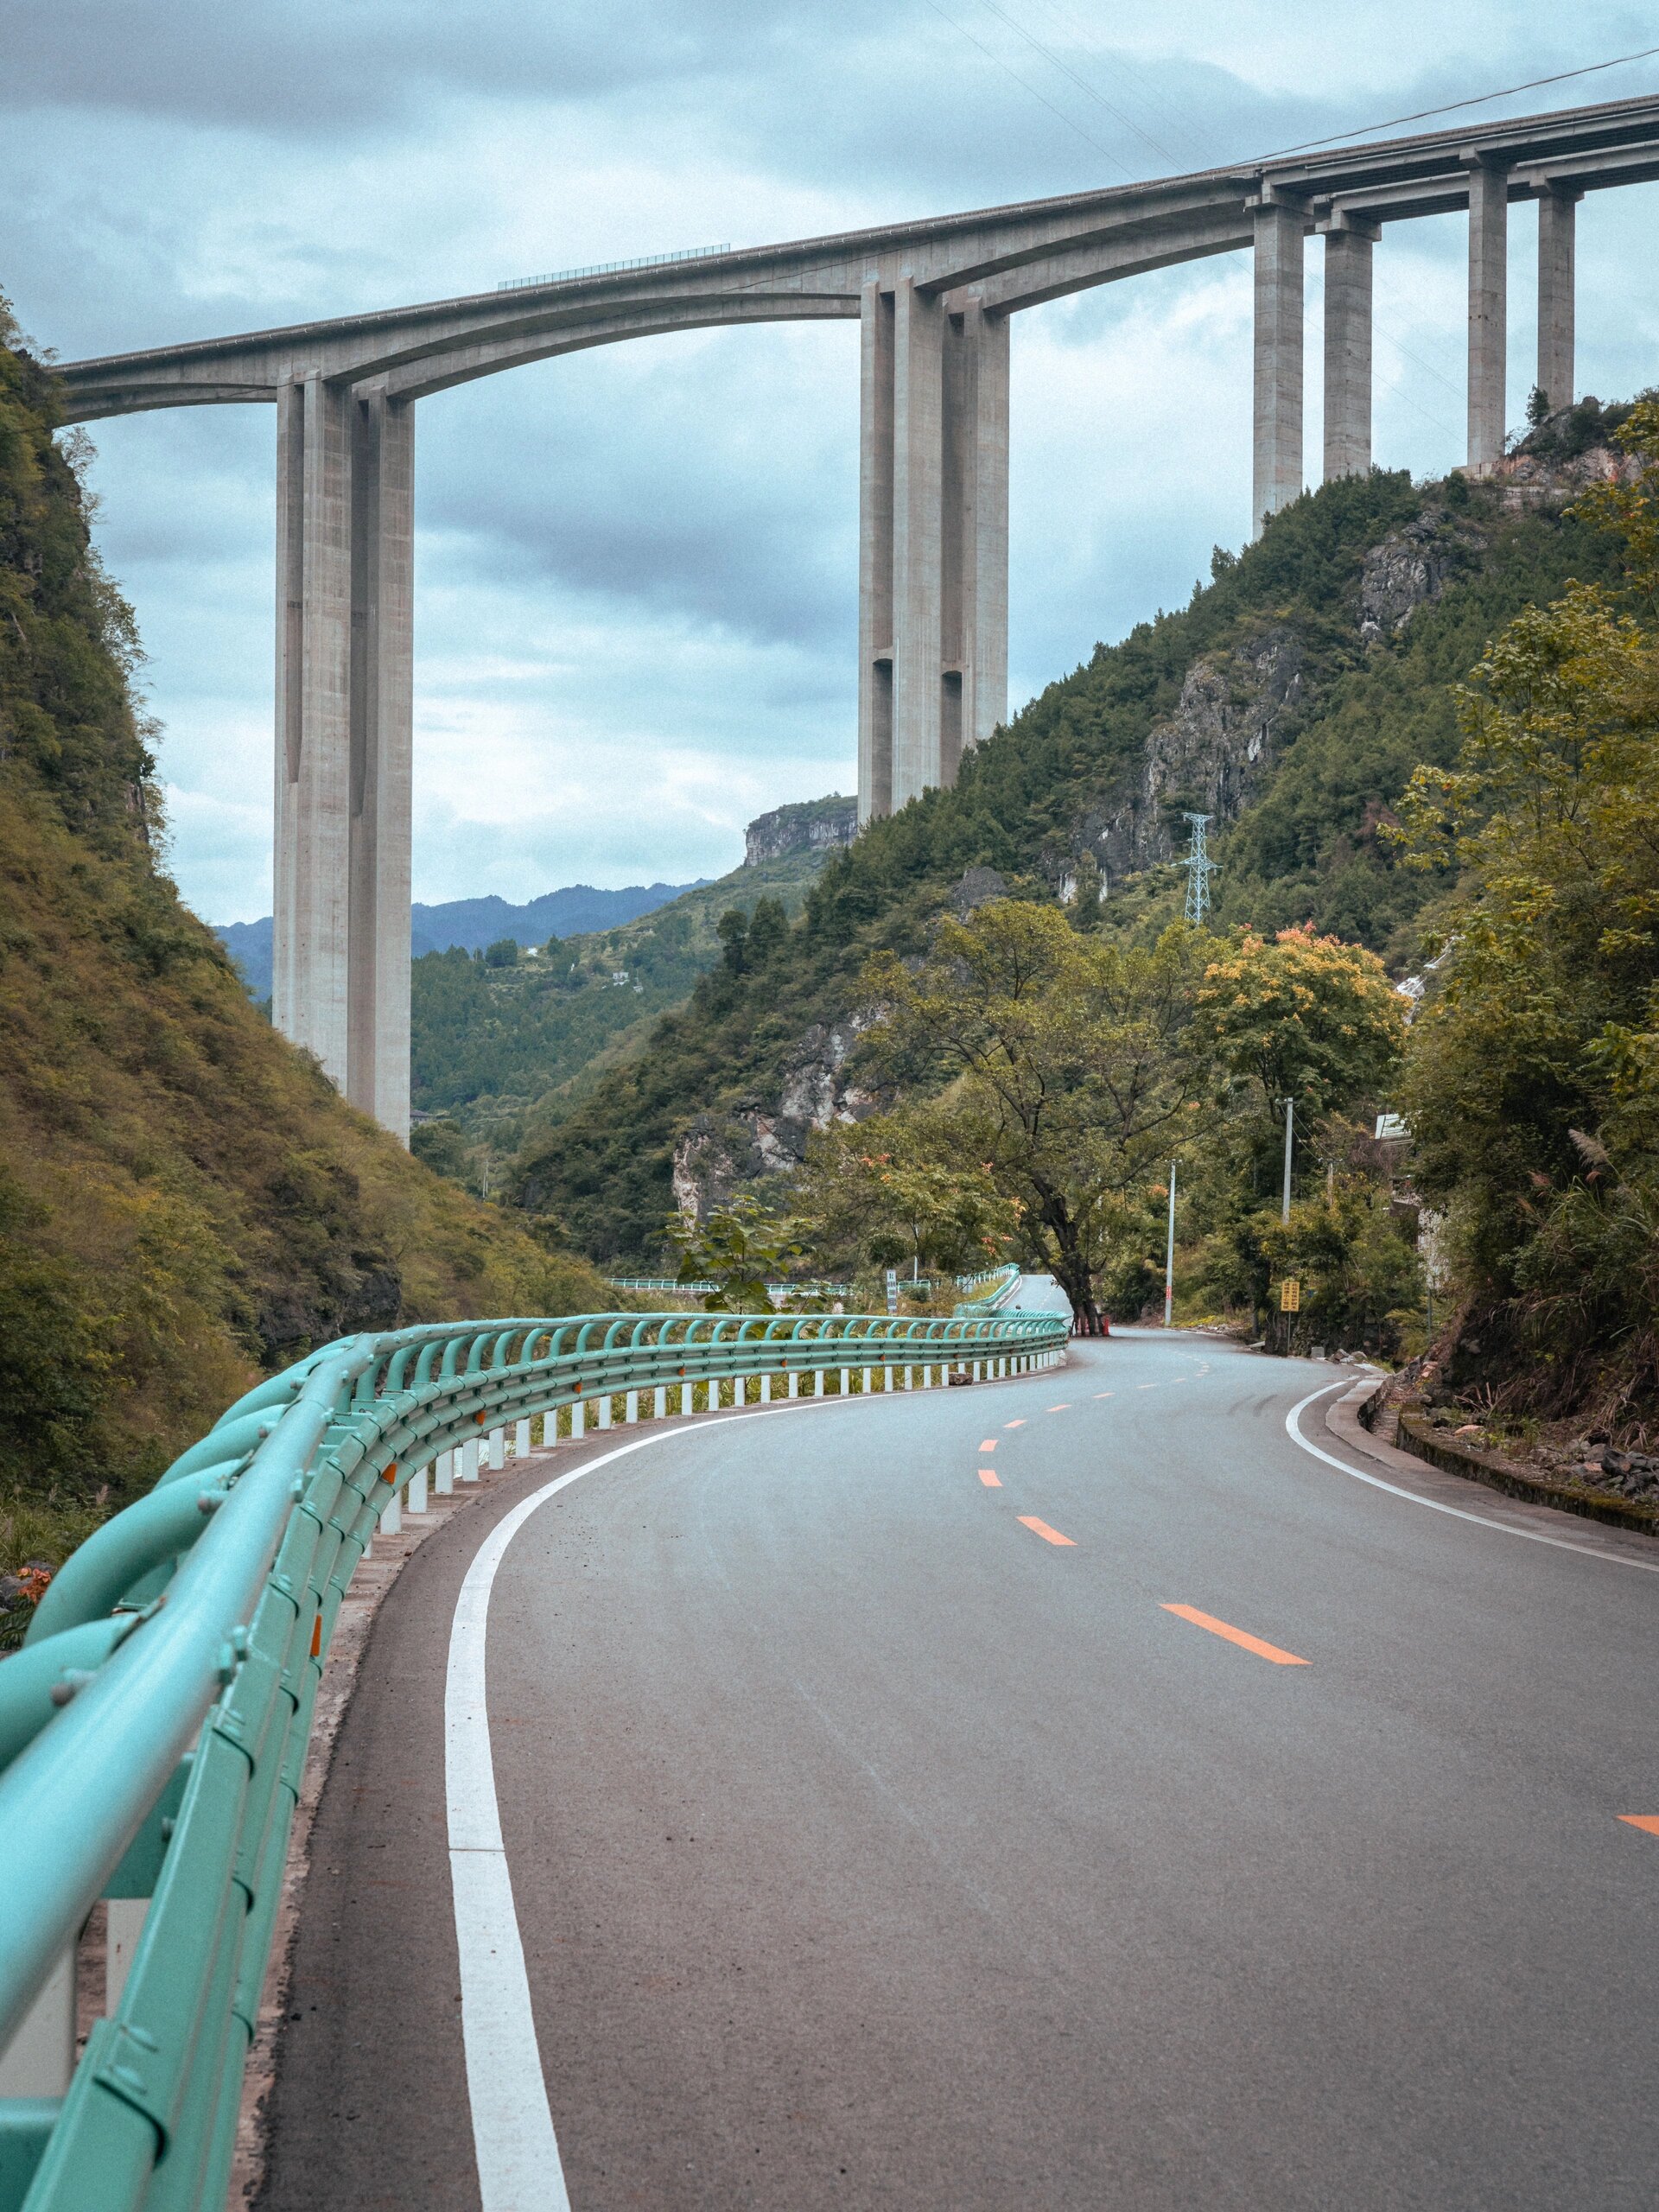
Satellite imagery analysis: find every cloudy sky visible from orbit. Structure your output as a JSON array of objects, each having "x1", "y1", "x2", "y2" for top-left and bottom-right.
[{"x1": 6, "y1": 2, "x2": 1658, "y2": 922}]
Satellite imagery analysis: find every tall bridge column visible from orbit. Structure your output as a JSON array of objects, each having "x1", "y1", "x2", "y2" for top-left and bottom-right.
[
  {"x1": 1251, "y1": 193, "x2": 1306, "y2": 529},
  {"x1": 1465, "y1": 155, "x2": 1510, "y2": 473},
  {"x1": 1536, "y1": 186, "x2": 1579, "y2": 414},
  {"x1": 858, "y1": 282, "x2": 1009, "y2": 823},
  {"x1": 942, "y1": 298, "x2": 1009, "y2": 772},
  {"x1": 346, "y1": 387, "x2": 415, "y2": 1143},
  {"x1": 273, "y1": 378, "x2": 415, "y2": 1142},
  {"x1": 1320, "y1": 215, "x2": 1376, "y2": 479},
  {"x1": 273, "y1": 378, "x2": 352, "y2": 1088}
]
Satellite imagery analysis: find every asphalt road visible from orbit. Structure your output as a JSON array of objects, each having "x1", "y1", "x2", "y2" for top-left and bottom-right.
[{"x1": 257, "y1": 1331, "x2": 1659, "y2": 2211}]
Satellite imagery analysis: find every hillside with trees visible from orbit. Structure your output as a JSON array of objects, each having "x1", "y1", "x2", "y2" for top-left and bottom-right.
[
  {"x1": 508, "y1": 432, "x2": 1628, "y2": 1273},
  {"x1": 0, "y1": 310, "x2": 613, "y2": 1586}
]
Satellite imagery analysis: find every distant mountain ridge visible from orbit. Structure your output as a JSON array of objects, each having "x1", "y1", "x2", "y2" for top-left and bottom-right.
[{"x1": 216, "y1": 880, "x2": 709, "y2": 998}]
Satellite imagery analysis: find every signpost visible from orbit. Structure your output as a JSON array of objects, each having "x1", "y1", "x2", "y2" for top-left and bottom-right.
[
  {"x1": 1280, "y1": 1278, "x2": 1301, "y2": 1313},
  {"x1": 885, "y1": 1268, "x2": 899, "y2": 1316}
]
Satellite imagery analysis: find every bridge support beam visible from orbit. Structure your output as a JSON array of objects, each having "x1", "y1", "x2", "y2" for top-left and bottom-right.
[
  {"x1": 1251, "y1": 196, "x2": 1306, "y2": 530},
  {"x1": 1320, "y1": 217, "x2": 1376, "y2": 479},
  {"x1": 1536, "y1": 186, "x2": 1579, "y2": 415},
  {"x1": 272, "y1": 379, "x2": 414, "y2": 1141},
  {"x1": 858, "y1": 281, "x2": 1007, "y2": 823},
  {"x1": 1465, "y1": 156, "x2": 1510, "y2": 474}
]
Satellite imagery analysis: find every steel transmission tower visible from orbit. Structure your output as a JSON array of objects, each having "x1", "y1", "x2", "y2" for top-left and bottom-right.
[{"x1": 1181, "y1": 812, "x2": 1217, "y2": 925}]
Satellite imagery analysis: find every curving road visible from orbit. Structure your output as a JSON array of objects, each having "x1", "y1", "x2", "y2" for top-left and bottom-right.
[{"x1": 257, "y1": 1331, "x2": 1659, "y2": 2212}]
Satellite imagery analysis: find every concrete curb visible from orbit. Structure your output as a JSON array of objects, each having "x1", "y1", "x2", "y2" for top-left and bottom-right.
[{"x1": 1319, "y1": 1378, "x2": 1659, "y2": 1567}]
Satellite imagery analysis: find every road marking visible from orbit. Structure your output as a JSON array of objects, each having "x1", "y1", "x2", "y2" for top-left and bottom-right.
[
  {"x1": 1286, "y1": 1382, "x2": 1659, "y2": 1577},
  {"x1": 980, "y1": 1469, "x2": 1001, "y2": 1487},
  {"x1": 1135, "y1": 1382, "x2": 1158, "y2": 1389},
  {"x1": 1046, "y1": 1402, "x2": 1071, "y2": 1412},
  {"x1": 446, "y1": 1403, "x2": 849, "y2": 2211},
  {"x1": 1161, "y1": 1603, "x2": 1308, "y2": 1665},
  {"x1": 979, "y1": 1439, "x2": 997, "y2": 1452},
  {"x1": 1018, "y1": 1516, "x2": 1076, "y2": 1545},
  {"x1": 1004, "y1": 1419, "x2": 1027, "y2": 1428},
  {"x1": 1092, "y1": 1391, "x2": 1113, "y2": 1399},
  {"x1": 1619, "y1": 1815, "x2": 1659, "y2": 1834}
]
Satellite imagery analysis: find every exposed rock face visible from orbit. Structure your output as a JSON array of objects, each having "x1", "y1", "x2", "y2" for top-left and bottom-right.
[
  {"x1": 671, "y1": 1017, "x2": 878, "y2": 1217},
  {"x1": 951, "y1": 866, "x2": 1009, "y2": 914},
  {"x1": 745, "y1": 794, "x2": 858, "y2": 868},
  {"x1": 1494, "y1": 436, "x2": 1639, "y2": 511},
  {"x1": 1093, "y1": 626, "x2": 1304, "y2": 877},
  {"x1": 1357, "y1": 512, "x2": 1471, "y2": 644}
]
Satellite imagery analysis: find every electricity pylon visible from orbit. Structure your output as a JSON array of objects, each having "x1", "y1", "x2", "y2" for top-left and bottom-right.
[{"x1": 1182, "y1": 811, "x2": 1217, "y2": 925}]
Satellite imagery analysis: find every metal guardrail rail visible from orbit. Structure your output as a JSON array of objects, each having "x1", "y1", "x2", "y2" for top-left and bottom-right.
[{"x1": 0, "y1": 1303, "x2": 1067, "y2": 2211}]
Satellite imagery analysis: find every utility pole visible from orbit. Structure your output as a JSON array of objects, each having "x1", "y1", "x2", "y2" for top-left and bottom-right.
[
  {"x1": 1163, "y1": 1160, "x2": 1177, "y2": 1327},
  {"x1": 1181, "y1": 812, "x2": 1217, "y2": 925},
  {"x1": 1281, "y1": 1096, "x2": 1294, "y2": 1223}
]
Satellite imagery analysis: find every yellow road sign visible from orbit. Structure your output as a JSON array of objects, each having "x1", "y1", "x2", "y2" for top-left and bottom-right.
[{"x1": 1280, "y1": 1278, "x2": 1301, "y2": 1313}]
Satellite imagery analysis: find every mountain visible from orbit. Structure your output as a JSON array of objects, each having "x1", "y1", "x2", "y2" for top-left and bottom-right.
[
  {"x1": 0, "y1": 321, "x2": 614, "y2": 1568},
  {"x1": 215, "y1": 879, "x2": 709, "y2": 1000},
  {"x1": 409, "y1": 840, "x2": 838, "y2": 1184},
  {"x1": 503, "y1": 446, "x2": 1628, "y2": 1264}
]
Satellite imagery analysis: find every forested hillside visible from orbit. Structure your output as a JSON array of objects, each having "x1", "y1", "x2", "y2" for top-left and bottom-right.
[
  {"x1": 510, "y1": 451, "x2": 1624, "y2": 1262},
  {"x1": 409, "y1": 842, "x2": 835, "y2": 1185},
  {"x1": 0, "y1": 313, "x2": 613, "y2": 1570}
]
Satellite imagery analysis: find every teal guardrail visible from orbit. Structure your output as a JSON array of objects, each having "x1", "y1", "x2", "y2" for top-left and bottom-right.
[{"x1": 0, "y1": 1302, "x2": 1068, "y2": 2211}]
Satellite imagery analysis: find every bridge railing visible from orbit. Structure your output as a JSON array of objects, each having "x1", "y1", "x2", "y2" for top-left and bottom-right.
[{"x1": 0, "y1": 1302, "x2": 1067, "y2": 2212}]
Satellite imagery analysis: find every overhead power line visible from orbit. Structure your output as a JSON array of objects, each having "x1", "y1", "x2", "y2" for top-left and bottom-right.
[
  {"x1": 1260, "y1": 42, "x2": 1659, "y2": 160},
  {"x1": 919, "y1": 0, "x2": 1139, "y2": 177}
]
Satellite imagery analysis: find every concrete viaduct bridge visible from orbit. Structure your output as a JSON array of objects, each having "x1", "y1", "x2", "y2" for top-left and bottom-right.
[{"x1": 56, "y1": 92, "x2": 1659, "y2": 1143}]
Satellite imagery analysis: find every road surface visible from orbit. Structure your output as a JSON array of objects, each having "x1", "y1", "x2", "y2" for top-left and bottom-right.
[{"x1": 257, "y1": 1331, "x2": 1659, "y2": 2211}]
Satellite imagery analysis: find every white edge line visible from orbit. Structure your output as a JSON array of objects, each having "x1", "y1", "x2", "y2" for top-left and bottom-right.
[
  {"x1": 1285, "y1": 1382, "x2": 1659, "y2": 1576},
  {"x1": 442, "y1": 1389, "x2": 952, "y2": 2211}
]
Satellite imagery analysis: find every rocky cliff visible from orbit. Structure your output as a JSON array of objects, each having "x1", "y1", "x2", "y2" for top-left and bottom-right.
[{"x1": 745, "y1": 793, "x2": 857, "y2": 868}]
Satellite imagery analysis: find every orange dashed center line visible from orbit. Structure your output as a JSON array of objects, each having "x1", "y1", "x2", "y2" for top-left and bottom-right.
[
  {"x1": 1046, "y1": 1402, "x2": 1071, "y2": 1412},
  {"x1": 1019, "y1": 1516, "x2": 1077, "y2": 1546},
  {"x1": 1619, "y1": 1814, "x2": 1659, "y2": 1834},
  {"x1": 1004, "y1": 1419, "x2": 1027, "y2": 1429},
  {"x1": 979, "y1": 1469, "x2": 1001, "y2": 1487},
  {"x1": 1161, "y1": 1604, "x2": 1308, "y2": 1666},
  {"x1": 1135, "y1": 1382, "x2": 1158, "y2": 1390},
  {"x1": 979, "y1": 1439, "x2": 998, "y2": 1452},
  {"x1": 1092, "y1": 1390, "x2": 1114, "y2": 1399}
]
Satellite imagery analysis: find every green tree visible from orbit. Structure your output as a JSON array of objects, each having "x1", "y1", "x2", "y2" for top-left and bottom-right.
[
  {"x1": 1192, "y1": 924, "x2": 1406, "y2": 1123},
  {"x1": 861, "y1": 902, "x2": 1202, "y2": 1331},
  {"x1": 483, "y1": 938, "x2": 518, "y2": 969},
  {"x1": 1391, "y1": 397, "x2": 1659, "y2": 1416},
  {"x1": 797, "y1": 1109, "x2": 1015, "y2": 1280},
  {"x1": 664, "y1": 1194, "x2": 806, "y2": 1313}
]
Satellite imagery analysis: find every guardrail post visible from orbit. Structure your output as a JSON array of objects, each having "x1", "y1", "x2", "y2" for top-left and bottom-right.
[
  {"x1": 488, "y1": 1427, "x2": 505, "y2": 1470},
  {"x1": 814, "y1": 1370, "x2": 824, "y2": 1396},
  {"x1": 861, "y1": 1367, "x2": 873, "y2": 1395},
  {"x1": 571, "y1": 1402, "x2": 585, "y2": 1440},
  {"x1": 626, "y1": 1390, "x2": 639, "y2": 1423},
  {"x1": 461, "y1": 1437, "x2": 480, "y2": 1482},
  {"x1": 654, "y1": 1386, "x2": 666, "y2": 1419},
  {"x1": 378, "y1": 1485, "x2": 401, "y2": 1536},
  {"x1": 435, "y1": 1448, "x2": 453, "y2": 1494},
  {"x1": 787, "y1": 1372, "x2": 798, "y2": 1399},
  {"x1": 0, "y1": 1945, "x2": 73, "y2": 2097},
  {"x1": 407, "y1": 1463, "x2": 429, "y2": 1513},
  {"x1": 760, "y1": 1375, "x2": 771, "y2": 1403},
  {"x1": 513, "y1": 1420, "x2": 531, "y2": 1458},
  {"x1": 680, "y1": 1383, "x2": 691, "y2": 1415},
  {"x1": 542, "y1": 1410, "x2": 558, "y2": 1447},
  {"x1": 841, "y1": 1368, "x2": 850, "y2": 1395},
  {"x1": 597, "y1": 1395, "x2": 611, "y2": 1430}
]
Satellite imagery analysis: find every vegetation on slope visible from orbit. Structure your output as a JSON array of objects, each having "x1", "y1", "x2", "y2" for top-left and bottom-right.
[
  {"x1": 0, "y1": 312, "x2": 613, "y2": 1571},
  {"x1": 410, "y1": 847, "x2": 829, "y2": 1186},
  {"x1": 510, "y1": 464, "x2": 1619, "y2": 1262}
]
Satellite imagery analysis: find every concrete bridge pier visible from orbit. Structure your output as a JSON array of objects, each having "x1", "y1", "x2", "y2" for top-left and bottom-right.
[
  {"x1": 1465, "y1": 155, "x2": 1509, "y2": 473},
  {"x1": 1251, "y1": 192, "x2": 1306, "y2": 529},
  {"x1": 272, "y1": 378, "x2": 414, "y2": 1141},
  {"x1": 1319, "y1": 214, "x2": 1376, "y2": 479},
  {"x1": 858, "y1": 280, "x2": 1008, "y2": 823},
  {"x1": 1536, "y1": 186, "x2": 1579, "y2": 414}
]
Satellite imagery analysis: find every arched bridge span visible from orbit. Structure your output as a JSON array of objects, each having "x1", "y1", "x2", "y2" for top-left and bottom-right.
[{"x1": 54, "y1": 92, "x2": 1659, "y2": 1140}]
